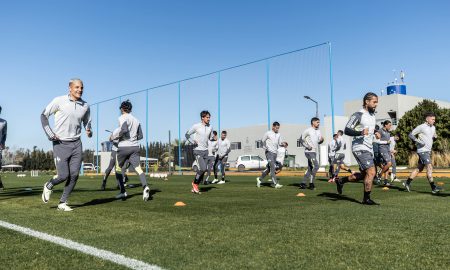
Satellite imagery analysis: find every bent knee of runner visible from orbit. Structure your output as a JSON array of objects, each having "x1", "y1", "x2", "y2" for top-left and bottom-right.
[{"x1": 135, "y1": 166, "x2": 144, "y2": 175}]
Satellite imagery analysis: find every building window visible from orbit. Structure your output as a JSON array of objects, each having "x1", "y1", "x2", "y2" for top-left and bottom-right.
[
  {"x1": 231, "y1": 142, "x2": 242, "y2": 150},
  {"x1": 255, "y1": 140, "x2": 263, "y2": 149},
  {"x1": 297, "y1": 139, "x2": 304, "y2": 148}
]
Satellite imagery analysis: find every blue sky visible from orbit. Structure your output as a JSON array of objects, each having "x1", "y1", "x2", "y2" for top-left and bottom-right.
[{"x1": 1, "y1": 0, "x2": 449, "y2": 151}]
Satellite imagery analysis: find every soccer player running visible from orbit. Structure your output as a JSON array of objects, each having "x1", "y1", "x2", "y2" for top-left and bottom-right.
[
  {"x1": 261, "y1": 141, "x2": 288, "y2": 178},
  {"x1": 333, "y1": 130, "x2": 353, "y2": 181},
  {"x1": 300, "y1": 117, "x2": 324, "y2": 190},
  {"x1": 204, "y1": 131, "x2": 218, "y2": 185},
  {"x1": 212, "y1": 130, "x2": 231, "y2": 184},
  {"x1": 335, "y1": 92, "x2": 381, "y2": 205},
  {"x1": 256, "y1": 122, "x2": 283, "y2": 189},
  {"x1": 403, "y1": 112, "x2": 442, "y2": 194},
  {"x1": 186, "y1": 111, "x2": 214, "y2": 194},
  {"x1": 327, "y1": 134, "x2": 337, "y2": 182},
  {"x1": 41, "y1": 78, "x2": 92, "y2": 211},
  {"x1": 0, "y1": 106, "x2": 7, "y2": 190},
  {"x1": 376, "y1": 120, "x2": 393, "y2": 186},
  {"x1": 389, "y1": 134, "x2": 399, "y2": 182},
  {"x1": 110, "y1": 100, "x2": 150, "y2": 201}
]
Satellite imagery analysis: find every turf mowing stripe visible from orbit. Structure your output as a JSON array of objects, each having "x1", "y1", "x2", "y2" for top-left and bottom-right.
[{"x1": 0, "y1": 220, "x2": 163, "y2": 270}]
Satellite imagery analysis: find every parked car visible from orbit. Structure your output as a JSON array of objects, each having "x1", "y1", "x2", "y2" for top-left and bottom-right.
[
  {"x1": 235, "y1": 155, "x2": 267, "y2": 172},
  {"x1": 82, "y1": 163, "x2": 98, "y2": 171},
  {"x1": 192, "y1": 160, "x2": 230, "y2": 172}
]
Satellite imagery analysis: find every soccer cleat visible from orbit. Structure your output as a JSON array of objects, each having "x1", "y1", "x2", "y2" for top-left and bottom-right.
[
  {"x1": 42, "y1": 183, "x2": 52, "y2": 203},
  {"x1": 402, "y1": 181, "x2": 411, "y2": 192},
  {"x1": 115, "y1": 192, "x2": 128, "y2": 199},
  {"x1": 335, "y1": 178, "x2": 344, "y2": 195},
  {"x1": 57, "y1": 202, "x2": 73, "y2": 212},
  {"x1": 361, "y1": 199, "x2": 380, "y2": 205},
  {"x1": 308, "y1": 183, "x2": 315, "y2": 190},
  {"x1": 217, "y1": 180, "x2": 226, "y2": 184},
  {"x1": 383, "y1": 179, "x2": 391, "y2": 186},
  {"x1": 431, "y1": 186, "x2": 443, "y2": 194},
  {"x1": 299, "y1": 183, "x2": 307, "y2": 189},
  {"x1": 211, "y1": 179, "x2": 219, "y2": 184},
  {"x1": 274, "y1": 184, "x2": 283, "y2": 189},
  {"x1": 143, "y1": 186, "x2": 150, "y2": 201},
  {"x1": 191, "y1": 182, "x2": 201, "y2": 194},
  {"x1": 256, "y1": 177, "x2": 261, "y2": 188}
]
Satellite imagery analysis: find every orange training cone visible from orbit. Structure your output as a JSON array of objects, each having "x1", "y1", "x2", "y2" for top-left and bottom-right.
[
  {"x1": 174, "y1": 201, "x2": 186, "y2": 206},
  {"x1": 296, "y1": 193, "x2": 306, "y2": 197},
  {"x1": 382, "y1": 187, "x2": 389, "y2": 191}
]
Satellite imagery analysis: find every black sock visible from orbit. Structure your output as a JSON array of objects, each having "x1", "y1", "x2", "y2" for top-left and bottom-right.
[
  {"x1": 406, "y1": 178, "x2": 412, "y2": 185},
  {"x1": 363, "y1": 191, "x2": 371, "y2": 201},
  {"x1": 430, "y1": 182, "x2": 436, "y2": 190}
]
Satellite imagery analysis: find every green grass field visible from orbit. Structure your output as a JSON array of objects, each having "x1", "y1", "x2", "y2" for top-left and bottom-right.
[{"x1": 0, "y1": 174, "x2": 448, "y2": 270}]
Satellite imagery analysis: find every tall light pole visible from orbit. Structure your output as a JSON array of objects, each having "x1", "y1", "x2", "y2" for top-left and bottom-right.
[{"x1": 304, "y1": 96, "x2": 318, "y2": 118}]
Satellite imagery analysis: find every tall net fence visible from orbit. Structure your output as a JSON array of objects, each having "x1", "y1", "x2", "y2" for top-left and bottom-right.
[{"x1": 85, "y1": 42, "x2": 334, "y2": 174}]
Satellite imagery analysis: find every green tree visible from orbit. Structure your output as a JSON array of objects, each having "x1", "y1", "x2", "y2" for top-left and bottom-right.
[{"x1": 395, "y1": 99, "x2": 450, "y2": 165}]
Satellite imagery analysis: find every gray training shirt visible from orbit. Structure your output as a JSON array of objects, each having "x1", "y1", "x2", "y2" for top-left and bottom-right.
[
  {"x1": 344, "y1": 108, "x2": 376, "y2": 153},
  {"x1": 409, "y1": 123, "x2": 436, "y2": 153},
  {"x1": 0, "y1": 118, "x2": 7, "y2": 147},
  {"x1": 185, "y1": 123, "x2": 214, "y2": 151},
  {"x1": 262, "y1": 130, "x2": 282, "y2": 154},
  {"x1": 111, "y1": 113, "x2": 143, "y2": 147},
  {"x1": 376, "y1": 128, "x2": 391, "y2": 151},
  {"x1": 41, "y1": 95, "x2": 91, "y2": 141},
  {"x1": 335, "y1": 135, "x2": 347, "y2": 154},
  {"x1": 301, "y1": 127, "x2": 322, "y2": 153},
  {"x1": 217, "y1": 138, "x2": 231, "y2": 158}
]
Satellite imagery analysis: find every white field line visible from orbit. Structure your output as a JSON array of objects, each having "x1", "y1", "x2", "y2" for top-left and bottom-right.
[{"x1": 0, "y1": 220, "x2": 163, "y2": 270}]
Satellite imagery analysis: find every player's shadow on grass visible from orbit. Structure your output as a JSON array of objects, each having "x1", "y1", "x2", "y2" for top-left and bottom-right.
[
  {"x1": 0, "y1": 187, "x2": 43, "y2": 201},
  {"x1": 70, "y1": 189, "x2": 162, "y2": 208},
  {"x1": 317, "y1": 192, "x2": 361, "y2": 204},
  {"x1": 415, "y1": 191, "x2": 449, "y2": 197},
  {"x1": 199, "y1": 186, "x2": 217, "y2": 192}
]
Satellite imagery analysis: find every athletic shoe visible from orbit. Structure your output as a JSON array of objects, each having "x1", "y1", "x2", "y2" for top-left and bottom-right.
[
  {"x1": 203, "y1": 180, "x2": 210, "y2": 185},
  {"x1": 191, "y1": 182, "x2": 201, "y2": 194},
  {"x1": 308, "y1": 183, "x2": 315, "y2": 190},
  {"x1": 217, "y1": 180, "x2": 226, "y2": 184},
  {"x1": 267, "y1": 179, "x2": 272, "y2": 182},
  {"x1": 432, "y1": 186, "x2": 443, "y2": 194},
  {"x1": 335, "y1": 178, "x2": 344, "y2": 195},
  {"x1": 274, "y1": 184, "x2": 283, "y2": 189},
  {"x1": 402, "y1": 181, "x2": 411, "y2": 192},
  {"x1": 383, "y1": 179, "x2": 391, "y2": 186},
  {"x1": 328, "y1": 178, "x2": 334, "y2": 183},
  {"x1": 42, "y1": 183, "x2": 52, "y2": 203},
  {"x1": 361, "y1": 199, "x2": 379, "y2": 205},
  {"x1": 393, "y1": 178, "x2": 401, "y2": 182},
  {"x1": 143, "y1": 186, "x2": 150, "y2": 201},
  {"x1": 299, "y1": 183, "x2": 307, "y2": 189},
  {"x1": 100, "y1": 182, "x2": 106, "y2": 191},
  {"x1": 57, "y1": 202, "x2": 73, "y2": 212},
  {"x1": 211, "y1": 179, "x2": 219, "y2": 184},
  {"x1": 374, "y1": 178, "x2": 381, "y2": 185},
  {"x1": 115, "y1": 192, "x2": 128, "y2": 199},
  {"x1": 256, "y1": 177, "x2": 261, "y2": 188}
]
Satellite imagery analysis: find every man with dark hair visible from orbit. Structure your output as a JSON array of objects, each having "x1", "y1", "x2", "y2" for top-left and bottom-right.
[
  {"x1": 111, "y1": 100, "x2": 150, "y2": 201},
  {"x1": 0, "y1": 106, "x2": 7, "y2": 190},
  {"x1": 333, "y1": 130, "x2": 352, "y2": 180},
  {"x1": 376, "y1": 120, "x2": 393, "y2": 186},
  {"x1": 257, "y1": 122, "x2": 283, "y2": 188},
  {"x1": 213, "y1": 130, "x2": 231, "y2": 184},
  {"x1": 186, "y1": 110, "x2": 214, "y2": 194},
  {"x1": 327, "y1": 134, "x2": 338, "y2": 182},
  {"x1": 300, "y1": 117, "x2": 323, "y2": 190},
  {"x1": 41, "y1": 78, "x2": 92, "y2": 211},
  {"x1": 403, "y1": 112, "x2": 442, "y2": 194},
  {"x1": 335, "y1": 92, "x2": 381, "y2": 205}
]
